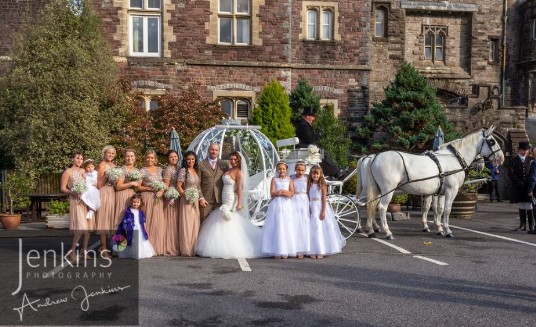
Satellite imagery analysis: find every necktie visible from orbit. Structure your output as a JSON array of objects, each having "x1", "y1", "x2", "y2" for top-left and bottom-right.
[{"x1": 211, "y1": 160, "x2": 216, "y2": 170}]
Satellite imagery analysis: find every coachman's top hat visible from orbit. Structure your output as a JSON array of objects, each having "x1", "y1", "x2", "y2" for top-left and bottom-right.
[
  {"x1": 301, "y1": 106, "x2": 317, "y2": 117},
  {"x1": 518, "y1": 141, "x2": 530, "y2": 150}
]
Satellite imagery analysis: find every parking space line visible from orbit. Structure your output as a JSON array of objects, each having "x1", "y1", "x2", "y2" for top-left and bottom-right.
[
  {"x1": 413, "y1": 255, "x2": 448, "y2": 265},
  {"x1": 237, "y1": 258, "x2": 251, "y2": 272},
  {"x1": 449, "y1": 224, "x2": 536, "y2": 247},
  {"x1": 372, "y1": 238, "x2": 411, "y2": 254}
]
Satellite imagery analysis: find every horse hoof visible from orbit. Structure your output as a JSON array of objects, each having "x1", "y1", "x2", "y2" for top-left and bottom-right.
[
  {"x1": 374, "y1": 228, "x2": 381, "y2": 233},
  {"x1": 385, "y1": 235, "x2": 394, "y2": 240},
  {"x1": 423, "y1": 228, "x2": 430, "y2": 233},
  {"x1": 368, "y1": 233, "x2": 376, "y2": 238},
  {"x1": 356, "y1": 228, "x2": 363, "y2": 234},
  {"x1": 445, "y1": 233, "x2": 454, "y2": 238},
  {"x1": 436, "y1": 231, "x2": 444, "y2": 236}
]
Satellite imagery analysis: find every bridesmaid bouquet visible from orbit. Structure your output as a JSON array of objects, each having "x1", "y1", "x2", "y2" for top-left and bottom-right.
[
  {"x1": 105, "y1": 167, "x2": 123, "y2": 184},
  {"x1": 125, "y1": 170, "x2": 143, "y2": 182},
  {"x1": 151, "y1": 181, "x2": 166, "y2": 202},
  {"x1": 71, "y1": 178, "x2": 87, "y2": 203},
  {"x1": 164, "y1": 187, "x2": 180, "y2": 206},
  {"x1": 185, "y1": 188, "x2": 199, "y2": 205}
]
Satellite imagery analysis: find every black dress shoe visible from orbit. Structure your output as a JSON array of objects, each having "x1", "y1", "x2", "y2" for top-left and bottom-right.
[
  {"x1": 528, "y1": 230, "x2": 536, "y2": 234},
  {"x1": 497, "y1": 199, "x2": 502, "y2": 202}
]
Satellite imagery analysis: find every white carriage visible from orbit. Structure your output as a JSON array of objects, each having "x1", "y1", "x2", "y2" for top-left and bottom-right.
[{"x1": 188, "y1": 120, "x2": 361, "y2": 239}]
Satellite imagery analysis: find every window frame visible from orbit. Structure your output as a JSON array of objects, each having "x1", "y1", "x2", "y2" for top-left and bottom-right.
[
  {"x1": 218, "y1": 0, "x2": 252, "y2": 46},
  {"x1": 128, "y1": 0, "x2": 162, "y2": 57},
  {"x1": 488, "y1": 36, "x2": 500, "y2": 64},
  {"x1": 373, "y1": 5, "x2": 388, "y2": 38},
  {"x1": 218, "y1": 97, "x2": 252, "y2": 120},
  {"x1": 305, "y1": 6, "x2": 335, "y2": 41},
  {"x1": 423, "y1": 25, "x2": 448, "y2": 64}
]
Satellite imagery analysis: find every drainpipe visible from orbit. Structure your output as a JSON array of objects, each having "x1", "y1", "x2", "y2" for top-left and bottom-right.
[{"x1": 501, "y1": 0, "x2": 507, "y2": 107}]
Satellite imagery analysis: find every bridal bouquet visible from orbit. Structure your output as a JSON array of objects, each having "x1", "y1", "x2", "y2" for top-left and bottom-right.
[
  {"x1": 185, "y1": 188, "x2": 199, "y2": 205},
  {"x1": 71, "y1": 178, "x2": 87, "y2": 203},
  {"x1": 105, "y1": 167, "x2": 123, "y2": 184},
  {"x1": 219, "y1": 204, "x2": 233, "y2": 221},
  {"x1": 164, "y1": 187, "x2": 180, "y2": 206}
]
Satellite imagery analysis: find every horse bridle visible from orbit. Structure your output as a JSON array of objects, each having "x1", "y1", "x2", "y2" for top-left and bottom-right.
[{"x1": 479, "y1": 131, "x2": 501, "y2": 162}]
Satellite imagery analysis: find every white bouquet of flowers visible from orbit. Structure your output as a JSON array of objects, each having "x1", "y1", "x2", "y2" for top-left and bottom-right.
[
  {"x1": 151, "y1": 181, "x2": 166, "y2": 193},
  {"x1": 219, "y1": 204, "x2": 233, "y2": 221},
  {"x1": 307, "y1": 144, "x2": 322, "y2": 164},
  {"x1": 164, "y1": 187, "x2": 180, "y2": 206},
  {"x1": 71, "y1": 178, "x2": 87, "y2": 203},
  {"x1": 125, "y1": 170, "x2": 143, "y2": 182},
  {"x1": 105, "y1": 167, "x2": 123, "y2": 184},
  {"x1": 185, "y1": 188, "x2": 199, "y2": 205}
]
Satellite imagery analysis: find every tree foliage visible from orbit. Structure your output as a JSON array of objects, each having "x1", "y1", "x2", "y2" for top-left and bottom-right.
[
  {"x1": 250, "y1": 79, "x2": 295, "y2": 144},
  {"x1": 0, "y1": 0, "x2": 129, "y2": 174},
  {"x1": 289, "y1": 77, "x2": 320, "y2": 124},
  {"x1": 314, "y1": 104, "x2": 351, "y2": 167},
  {"x1": 356, "y1": 62, "x2": 458, "y2": 153},
  {"x1": 149, "y1": 89, "x2": 223, "y2": 155}
]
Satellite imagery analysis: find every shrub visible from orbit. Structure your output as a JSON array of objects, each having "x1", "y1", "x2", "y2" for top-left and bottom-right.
[{"x1": 48, "y1": 200, "x2": 69, "y2": 215}]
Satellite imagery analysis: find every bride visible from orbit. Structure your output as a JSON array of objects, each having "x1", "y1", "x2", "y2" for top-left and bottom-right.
[{"x1": 195, "y1": 151, "x2": 265, "y2": 259}]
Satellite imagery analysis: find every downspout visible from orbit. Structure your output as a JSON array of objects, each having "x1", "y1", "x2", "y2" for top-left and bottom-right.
[{"x1": 501, "y1": 0, "x2": 507, "y2": 107}]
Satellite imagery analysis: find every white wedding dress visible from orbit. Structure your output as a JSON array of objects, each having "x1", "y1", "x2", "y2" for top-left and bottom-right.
[{"x1": 195, "y1": 174, "x2": 265, "y2": 259}]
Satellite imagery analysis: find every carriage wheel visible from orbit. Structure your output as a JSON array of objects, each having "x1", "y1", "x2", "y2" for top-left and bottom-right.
[{"x1": 327, "y1": 194, "x2": 360, "y2": 239}]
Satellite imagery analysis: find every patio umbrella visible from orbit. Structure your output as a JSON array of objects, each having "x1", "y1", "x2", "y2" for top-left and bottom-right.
[
  {"x1": 432, "y1": 125, "x2": 445, "y2": 151},
  {"x1": 169, "y1": 127, "x2": 183, "y2": 164}
]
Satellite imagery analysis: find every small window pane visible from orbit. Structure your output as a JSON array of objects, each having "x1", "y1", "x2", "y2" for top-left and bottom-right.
[
  {"x1": 435, "y1": 47, "x2": 443, "y2": 61},
  {"x1": 236, "y1": 18, "x2": 250, "y2": 44},
  {"x1": 148, "y1": 17, "x2": 159, "y2": 53},
  {"x1": 425, "y1": 47, "x2": 432, "y2": 60},
  {"x1": 149, "y1": 99, "x2": 159, "y2": 111},
  {"x1": 132, "y1": 17, "x2": 144, "y2": 52},
  {"x1": 236, "y1": 0, "x2": 249, "y2": 14},
  {"x1": 425, "y1": 34, "x2": 432, "y2": 46},
  {"x1": 130, "y1": 0, "x2": 142, "y2": 8},
  {"x1": 307, "y1": 10, "x2": 317, "y2": 39},
  {"x1": 219, "y1": 18, "x2": 232, "y2": 43},
  {"x1": 221, "y1": 99, "x2": 233, "y2": 117},
  {"x1": 322, "y1": 11, "x2": 332, "y2": 40},
  {"x1": 147, "y1": 0, "x2": 160, "y2": 9},
  {"x1": 219, "y1": 0, "x2": 232, "y2": 13},
  {"x1": 237, "y1": 100, "x2": 250, "y2": 118},
  {"x1": 375, "y1": 9, "x2": 385, "y2": 37}
]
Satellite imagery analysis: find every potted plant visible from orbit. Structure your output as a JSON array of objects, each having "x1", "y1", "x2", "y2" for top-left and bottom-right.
[
  {"x1": 388, "y1": 193, "x2": 408, "y2": 213},
  {"x1": 46, "y1": 200, "x2": 70, "y2": 229},
  {"x1": 451, "y1": 166, "x2": 490, "y2": 219},
  {"x1": 0, "y1": 170, "x2": 35, "y2": 229}
]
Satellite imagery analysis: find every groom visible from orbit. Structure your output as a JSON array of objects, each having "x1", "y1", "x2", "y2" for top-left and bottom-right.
[{"x1": 198, "y1": 143, "x2": 228, "y2": 222}]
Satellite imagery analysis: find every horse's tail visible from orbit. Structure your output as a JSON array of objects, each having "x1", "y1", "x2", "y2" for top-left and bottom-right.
[{"x1": 366, "y1": 156, "x2": 380, "y2": 222}]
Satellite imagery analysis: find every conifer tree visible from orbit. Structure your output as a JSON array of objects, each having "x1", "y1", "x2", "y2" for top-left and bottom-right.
[
  {"x1": 0, "y1": 0, "x2": 128, "y2": 173},
  {"x1": 289, "y1": 77, "x2": 320, "y2": 124},
  {"x1": 356, "y1": 62, "x2": 458, "y2": 153},
  {"x1": 250, "y1": 79, "x2": 295, "y2": 144},
  {"x1": 314, "y1": 104, "x2": 351, "y2": 167}
]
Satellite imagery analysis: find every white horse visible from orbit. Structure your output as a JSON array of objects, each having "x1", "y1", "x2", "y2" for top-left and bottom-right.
[
  {"x1": 357, "y1": 154, "x2": 443, "y2": 235},
  {"x1": 365, "y1": 126, "x2": 504, "y2": 239}
]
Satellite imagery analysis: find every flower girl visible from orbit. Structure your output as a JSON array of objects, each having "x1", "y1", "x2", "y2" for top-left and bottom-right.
[
  {"x1": 113, "y1": 194, "x2": 155, "y2": 259},
  {"x1": 307, "y1": 165, "x2": 345, "y2": 259},
  {"x1": 81, "y1": 159, "x2": 101, "y2": 219},
  {"x1": 290, "y1": 160, "x2": 310, "y2": 258},
  {"x1": 261, "y1": 161, "x2": 296, "y2": 259}
]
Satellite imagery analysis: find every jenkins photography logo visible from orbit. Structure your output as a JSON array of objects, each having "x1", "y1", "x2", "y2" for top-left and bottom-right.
[{"x1": 0, "y1": 235, "x2": 139, "y2": 325}]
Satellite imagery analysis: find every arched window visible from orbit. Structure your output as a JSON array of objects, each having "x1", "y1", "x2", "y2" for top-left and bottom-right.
[
  {"x1": 321, "y1": 10, "x2": 333, "y2": 40},
  {"x1": 306, "y1": 6, "x2": 334, "y2": 41},
  {"x1": 424, "y1": 26, "x2": 447, "y2": 63},
  {"x1": 219, "y1": 97, "x2": 251, "y2": 120},
  {"x1": 374, "y1": 7, "x2": 387, "y2": 38}
]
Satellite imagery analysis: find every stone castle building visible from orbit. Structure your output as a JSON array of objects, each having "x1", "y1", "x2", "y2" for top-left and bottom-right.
[{"x1": 0, "y1": 0, "x2": 534, "y2": 152}]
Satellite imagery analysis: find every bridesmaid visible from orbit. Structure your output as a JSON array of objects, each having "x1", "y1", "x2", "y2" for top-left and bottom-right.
[
  {"x1": 60, "y1": 151, "x2": 94, "y2": 261},
  {"x1": 114, "y1": 149, "x2": 140, "y2": 229},
  {"x1": 96, "y1": 145, "x2": 117, "y2": 259},
  {"x1": 162, "y1": 150, "x2": 180, "y2": 256},
  {"x1": 137, "y1": 150, "x2": 165, "y2": 255},
  {"x1": 177, "y1": 151, "x2": 202, "y2": 257}
]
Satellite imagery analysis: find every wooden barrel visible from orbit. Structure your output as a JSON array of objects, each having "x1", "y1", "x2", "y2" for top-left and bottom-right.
[{"x1": 450, "y1": 192, "x2": 478, "y2": 219}]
